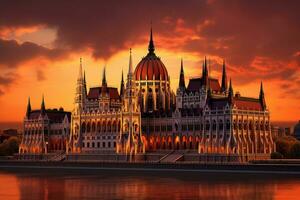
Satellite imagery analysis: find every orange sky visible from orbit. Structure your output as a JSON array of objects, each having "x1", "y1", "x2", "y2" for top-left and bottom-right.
[{"x1": 0, "y1": 1, "x2": 299, "y2": 123}]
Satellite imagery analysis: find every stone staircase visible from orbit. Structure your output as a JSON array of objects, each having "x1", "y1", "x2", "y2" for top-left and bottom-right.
[
  {"x1": 159, "y1": 151, "x2": 184, "y2": 163},
  {"x1": 48, "y1": 152, "x2": 66, "y2": 161}
]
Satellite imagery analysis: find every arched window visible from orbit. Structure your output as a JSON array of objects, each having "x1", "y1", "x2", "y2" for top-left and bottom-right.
[
  {"x1": 238, "y1": 120, "x2": 242, "y2": 130},
  {"x1": 97, "y1": 122, "x2": 101, "y2": 132},
  {"x1": 107, "y1": 121, "x2": 111, "y2": 132},
  {"x1": 205, "y1": 120, "x2": 210, "y2": 131},
  {"x1": 117, "y1": 121, "x2": 121, "y2": 132},
  {"x1": 86, "y1": 122, "x2": 91, "y2": 133},
  {"x1": 82, "y1": 122, "x2": 86, "y2": 133},
  {"x1": 219, "y1": 120, "x2": 223, "y2": 131},
  {"x1": 102, "y1": 121, "x2": 106, "y2": 132},
  {"x1": 112, "y1": 121, "x2": 116, "y2": 132},
  {"x1": 92, "y1": 122, "x2": 96, "y2": 132},
  {"x1": 226, "y1": 120, "x2": 230, "y2": 130},
  {"x1": 212, "y1": 120, "x2": 217, "y2": 131},
  {"x1": 244, "y1": 120, "x2": 248, "y2": 130}
]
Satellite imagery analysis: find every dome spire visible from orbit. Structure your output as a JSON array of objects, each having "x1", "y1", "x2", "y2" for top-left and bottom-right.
[{"x1": 148, "y1": 24, "x2": 155, "y2": 55}]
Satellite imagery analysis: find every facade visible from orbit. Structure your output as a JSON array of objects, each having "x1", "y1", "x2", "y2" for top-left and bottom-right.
[
  {"x1": 20, "y1": 28, "x2": 274, "y2": 160},
  {"x1": 68, "y1": 53, "x2": 144, "y2": 155},
  {"x1": 19, "y1": 97, "x2": 71, "y2": 154},
  {"x1": 67, "y1": 29, "x2": 275, "y2": 158}
]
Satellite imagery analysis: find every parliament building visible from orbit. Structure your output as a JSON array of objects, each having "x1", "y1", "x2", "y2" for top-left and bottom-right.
[{"x1": 20, "y1": 29, "x2": 275, "y2": 161}]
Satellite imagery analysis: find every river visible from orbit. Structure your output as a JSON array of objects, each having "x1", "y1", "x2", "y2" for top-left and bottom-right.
[{"x1": 0, "y1": 169, "x2": 300, "y2": 200}]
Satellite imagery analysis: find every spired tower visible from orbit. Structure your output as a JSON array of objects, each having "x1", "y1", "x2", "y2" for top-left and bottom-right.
[
  {"x1": 68, "y1": 58, "x2": 87, "y2": 153},
  {"x1": 117, "y1": 49, "x2": 145, "y2": 155}
]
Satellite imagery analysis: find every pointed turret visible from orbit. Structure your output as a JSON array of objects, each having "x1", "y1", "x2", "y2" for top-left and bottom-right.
[
  {"x1": 41, "y1": 95, "x2": 46, "y2": 115},
  {"x1": 228, "y1": 78, "x2": 234, "y2": 105},
  {"x1": 26, "y1": 97, "x2": 31, "y2": 118},
  {"x1": 147, "y1": 26, "x2": 155, "y2": 55},
  {"x1": 128, "y1": 48, "x2": 133, "y2": 75},
  {"x1": 102, "y1": 66, "x2": 107, "y2": 87},
  {"x1": 179, "y1": 58, "x2": 186, "y2": 90},
  {"x1": 202, "y1": 56, "x2": 209, "y2": 87},
  {"x1": 78, "y1": 57, "x2": 83, "y2": 80},
  {"x1": 101, "y1": 66, "x2": 108, "y2": 96},
  {"x1": 221, "y1": 60, "x2": 228, "y2": 92},
  {"x1": 259, "y1": 81, "x2": 267, "y2": 110},
  {"x1": 83, "y1": 70, "x2": 87, "y2": 96},
  {"x1": 120, "y1": 70, "x2": 125, "y2": 97}
]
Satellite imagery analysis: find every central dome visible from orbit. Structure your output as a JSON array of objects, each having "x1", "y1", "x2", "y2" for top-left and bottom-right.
[{"x1": 134, "y1": 28, "x2": 169, "y2": 81}]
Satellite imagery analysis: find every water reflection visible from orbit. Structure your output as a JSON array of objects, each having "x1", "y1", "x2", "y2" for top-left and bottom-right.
[{"x1": 0, "y1": 170, "x2": 300, "y2": 200}]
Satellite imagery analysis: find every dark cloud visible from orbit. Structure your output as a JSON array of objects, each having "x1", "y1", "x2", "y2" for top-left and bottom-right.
[
  {"x1": 0, "y1": 39, "x2": 65, "y2": 68},
  {"x1": 0, "y1": 0, "x2": 299, "y2": 84},
  {"x1": 0, "y1": 72, "x2": 18, "y2": 95}
]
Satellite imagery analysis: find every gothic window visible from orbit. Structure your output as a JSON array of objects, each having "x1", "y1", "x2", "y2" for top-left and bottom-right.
[
  {"x1": 255, "y1": 121, "x2": 259, "y2": 130},
  {"x1": 205, "y1": 121, "x2": 210, "y2": 131},
  {"x1": 226, "y1": 120, "x2": 230, "y2": 130},
  {"x1": 107, "y1": 121, "x2": 111, "y2": 132},
  {"x1": 260, "y1": 121, "x2": 264, "y2": 131},
  {"x1": 238, "y1": 120, "x2": 242, "y2": 130},
  {"x1": 212, "y1": 120, "x2": 217, "y2": 131},
  {"x1": 233, "y1": 120, "x2": 237, "y2": 130},
  {"x1": 118, "y1": 121, "x2": 121, "y2": 132},
  {"x1": 97, "y1": 122, "x2": 101, "y2": 132},
  {"x1": 219, "y1": 120, "x2": 223, "y2": 131},
  {"x1": 81, "y1": 122, "x2": 86, "y2": 133},
  {"x1": 92, "y1": 122, "x2": 96, "y2": 132},
  {"x1": 112, "y1": 121, "x2": 117, "y2": 132},
  {"x1": 87, "y1": 122, "x2": 91, "y2": 133},
  {"x1": 102, "y1": 121, "x2": 106, "y2": 132},
  {"x1": 244, "y1": 121, "x2": 248, "y2": 130}
]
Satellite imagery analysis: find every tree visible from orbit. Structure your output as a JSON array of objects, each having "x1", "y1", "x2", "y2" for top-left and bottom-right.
[
  {"x1": 290, "y1": 142, "x2": 300, "y2": 159},
  {"x1": 0, "y1": 137, "x2": 20, "y2": 156}
]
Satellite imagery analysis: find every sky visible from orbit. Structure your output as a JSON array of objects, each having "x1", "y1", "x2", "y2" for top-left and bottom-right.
[{"x1": 0, "y1": 0, "x2": 299, "y2": 123}]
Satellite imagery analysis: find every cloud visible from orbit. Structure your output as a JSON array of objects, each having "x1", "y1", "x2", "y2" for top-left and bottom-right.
[
  {"x1": 0, "y1": 72, "x2": 18, "y2": 96},
  {"x1": 0, "y1": 38, "x2": 65, "y2": 68},
  {"x1": 0, "y1": 0, "x2": 299, "y2": 89}
]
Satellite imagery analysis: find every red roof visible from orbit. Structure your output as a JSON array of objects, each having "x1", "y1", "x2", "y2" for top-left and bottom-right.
[
  {"x1": 87, "y1": 87, "x2": 120, "y2": 100},
  {"x1": 187, "y1": 77, "x2": 221, "y2": 92},
  {"x1": 27, "y1": 110, "x2": 71, "y2": 122},
  {"x1": 233, "y1": 97, "x2": 262, "y2": 111},
  {"x1": 208, "y1": 96, "x2": 263, "y2": 111},
  {"x1": 134, "y1": 54, "x2": 169, "y2": 81}
]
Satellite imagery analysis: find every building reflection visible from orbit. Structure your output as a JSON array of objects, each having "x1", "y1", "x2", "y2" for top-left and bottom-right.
[{"x1": 3, "y1": 172, "x2": 298, "y2": 200}]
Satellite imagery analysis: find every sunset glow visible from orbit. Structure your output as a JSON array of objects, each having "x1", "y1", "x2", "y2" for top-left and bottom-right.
[{"x1": 0, "y1": 0, "x2": 299, "y2": 123}]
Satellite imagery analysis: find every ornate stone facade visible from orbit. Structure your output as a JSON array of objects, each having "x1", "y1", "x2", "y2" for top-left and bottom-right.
[
  {"x1": 21, "y1": 29, "x2": 274, "y2": 160},
  {"x1": 19, "y1": 97, "x2": 70, "y2": 154}
]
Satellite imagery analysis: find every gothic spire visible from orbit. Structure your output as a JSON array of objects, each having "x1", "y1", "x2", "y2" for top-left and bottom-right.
[
  {"x1": 41, "y1": 95, "x2": 46, "y2": 115},
  {"x1": 102, "y1": 66, "x2": 107, "y2": 87},
  {"x1": 120, "y1": 70, "x2": 125, "y2": 97},
  {"x1": 148, "y1": 25, "x2": 155, "y2": 55},
  {"x1": 202, "y1": 56, "x2": 209, "y2": 87},
  {"x1": 179, "y1": 58, "x2": 186, "y2": 90},
  {"x1": 228, "y1": 78, "x2": 234, "y2": 104},
  {"x1": 26, "y1": 97, "x2": 31, "y2": 118},
  {"x1": 259, "y1": 81, "x2": 266, "y2": 110},
  {"x1": 78, "y1": 57, "x2": 83, "y2": 80},
  {"x1": 128, "y1": 48, "x2": 133, "y2": 75},
  {"x1": 83, "y1": 70, "x2": 87, "y2": 96},
  {"x1": 221, "y1": 59, "x2": 228, "y2": 92}
]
